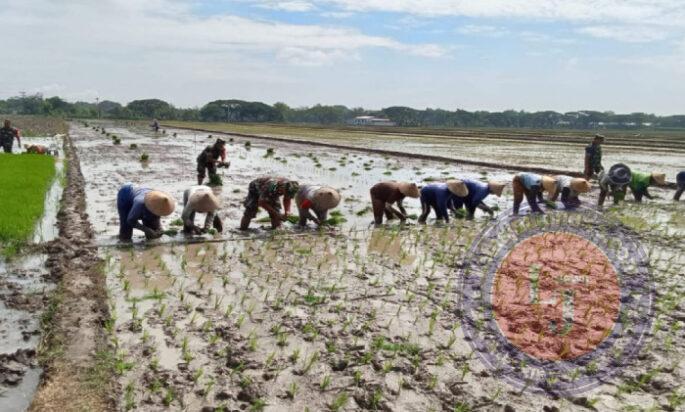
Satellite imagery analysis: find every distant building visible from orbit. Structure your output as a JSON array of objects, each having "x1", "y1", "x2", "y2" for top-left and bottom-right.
[{"x1": 349, "y1": 116, "x2": 396, "y2": 126}]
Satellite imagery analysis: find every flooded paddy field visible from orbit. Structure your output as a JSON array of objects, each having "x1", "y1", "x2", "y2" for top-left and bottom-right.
[
  {"x1": 163, "y1": 122, "x2": 685, "y2": 183},
  {"x1": 70, "y1": 122, "x2": 684, "y2": 411}
]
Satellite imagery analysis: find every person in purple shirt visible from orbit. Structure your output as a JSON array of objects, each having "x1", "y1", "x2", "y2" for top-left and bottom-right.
[
  {"x1": 418, "y1": 180, "x2": 469, "y2": 223},
  {"x1": 117, "y1": 183, "x2": 176, "y2": 241},
  {"x1": 451, "y1": 179, "x2": 506, "y2": 219}
]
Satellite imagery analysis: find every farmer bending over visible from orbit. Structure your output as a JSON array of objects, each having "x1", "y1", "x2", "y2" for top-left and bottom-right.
[
  {"x1": 418, "y1": 180, "x2": 469, "y2": 223},
  {"x1": 182, "y1": 185, "x2": 223, "y2": 235},
  {"x1": 584, "y1": 134, "x2": 604, "y2": 179},
  {"x1": 512, "y1": 173, "x2": 556, "y2": 215},
  {"x1": 0, "y1": 120, "x2": 21, "y2": 153},
  {"x1": 548, "y1": 176, "x2": 591, "y2": 209},
  {"x1": 630, "y1": 171, "x2": 666, "y2": 203},
  {"x1": 597, "y1": 163, "x2": 631, "y2": 207},
  {"x1": 451, "y1": 180, "x2": 505, "y2": 219},
  {"x1": 151, "y1": 118, "x2": 160, "y2": 132},
  {"x1": 24, "y1": 144, "x2": 48, "y2": 155},
  {"x1": 117, "y1": 183, "x2": 175, "y2": 241},
  {"x1": 296, "y1": 185, "x2": 341, "y2": 227},
  {"x1": 196, "y1": 138, "x2": 229, "y2": 185},
  {"x1": 240, "y1": 177, "x2": 299, "y2": 230},
  {"x1": 675, "y1": 171, "x2": 685, "y2": 201},
  {"x1": 370, "y1": 181, "x2": 420, "y2": 225}
]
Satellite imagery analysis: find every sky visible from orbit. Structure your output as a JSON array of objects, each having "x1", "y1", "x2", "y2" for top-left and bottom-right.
[{"x1": 1, "y1": 0, "x2": 685, "y2": 114}]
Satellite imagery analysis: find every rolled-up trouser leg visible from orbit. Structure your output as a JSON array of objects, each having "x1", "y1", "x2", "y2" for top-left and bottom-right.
[
  {"x1": 512, "y1": 176, "x2": 524, "y2": 214},
  {"x1": 371, "y1": 197, "x2": 385, "y2": 224},
  {"x1": 526, "y1": 186, "x2": 543, "y2": 212},
  {"x1": 675, "y1": 188, "x2": 684, "y2": 201},
  {"x1": 418, "y1": 200, "x2": 430, "y2": 223}
]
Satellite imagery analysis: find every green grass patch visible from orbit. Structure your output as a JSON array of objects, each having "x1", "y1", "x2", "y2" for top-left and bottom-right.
[{"x1": 0, "y1": 154, "x2": 56, "y2": 253}]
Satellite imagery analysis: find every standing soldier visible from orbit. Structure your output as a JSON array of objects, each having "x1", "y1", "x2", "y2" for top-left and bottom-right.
[
  {"x1": 196, "y1": 138, "x2": 229, "y2": 185},
  {"x1": 295, "y1": 185, "x2": 341, "y2": 227},
  {"x1": 0, "y1": 120, "x2": 21, "y2": 153},
  {"x1": 598, "y1": 163, "x2": 631, "y2": 207},
  {"x1": 240, "y1": 176, "x2": 299, "y2": 230},
  {"x1": 584, "y1": 134, "x2": 604, "y2": 179},
  {"x1": 629, "y1": 171, "x2": 666, "y2": 202},
  {"x1": 369, "y1": 181, "x2": 420, "y2": 225},
  {"x1": 675, "y1": 171, "x2": 685, "y2": 201}
]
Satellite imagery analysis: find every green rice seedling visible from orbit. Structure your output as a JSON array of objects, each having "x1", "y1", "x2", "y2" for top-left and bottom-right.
[
  {"x1": 329, "y1": 392, "x2": 349, "y2": 412},
  {"x1": 193, "y1": 368, "x2": 204, "y2": 384},
  {"x1": 249, "y1": 398, "x2": 266, "y2": 412},
  {"x1": 124, "y1": 381, "x2": 135, "y2": 410},
  {"x1": 289, "y1": 348, "x2": 301, "y2": 364},
  {"x1": 320, "y1": 375, "x2": 331, "y2": 391},
  {"x1": 163, "y1": 387, "x2": 175, "y2": 406},
  {"x1": 140, "y1": 153, "x2": 149, "y2": 162},
  {"x1": 286, "y1": 382, "x2": 298, "y2": 399}
]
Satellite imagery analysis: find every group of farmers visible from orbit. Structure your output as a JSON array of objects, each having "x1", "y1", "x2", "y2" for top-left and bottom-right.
[{"x1": 116, "y1": 134, "x2": 684, "y2": 241}]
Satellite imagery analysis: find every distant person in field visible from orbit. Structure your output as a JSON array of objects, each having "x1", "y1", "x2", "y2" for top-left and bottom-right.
[
  {"x1": 240, "y1": 176, "x2": 299, "y2": 230},
  {"x1": 151, "y1": 118, "x2": 160, "y2": 132},
  {"x1": 629, "y1": 171, "x2": 666, "y2": 202},
  {"x1": 117, "y1": 183, "x2": 176, "y2": 241},
  {"x1": 584, "y1": 134, "x2": 604, "y2": 179},
  {"x1": 24, "y1": 144, "x2": 48, "y2": 155},
  {"x1": 295, "y1": 185, "x2": 341, "y2": 227},
  {"x1": 547, "y1": 176, "x2": 591, "y2": 209},
  {"x1": 512, "y1": 173, "x2": 557, "y2": 214},
  {"x1": 370, "y1": 181, "x2": 420, "y2": 225},
  {"x1": 675, "y1": 171, "x2": 685, "y2": 201},
  {"x1": 598, "y1": 163, "x2": 631, "y2": 207},
  {"x1": 196, "y1": 138, "x2": 229, "y2": 185},
  {"x1": 418, "y1": 180, "x2": 469, "y2": 223},
  {"x1": 181, "y1": 185, "x2": 223, "y2": 235},
  {"x1": 1, "y1": 119, "x2": 21, "y2": 153},
  {"x1": 451, "y1": 179, "x2": 506, "y2": 219}
]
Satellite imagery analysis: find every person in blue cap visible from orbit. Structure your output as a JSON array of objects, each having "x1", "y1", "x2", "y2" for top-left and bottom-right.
[
  {"x1": 598, "y1": 163, "x2": 631, "y2": 207},
  {"x1": 674, "y1": 171, "x2": 685, "y2": 201},
  {"x1": 418, "y1": 180, "x2": 469, "y2": 223},
  {"x1": 451, "y1": 180, "x2": 505, "y2": 219}
]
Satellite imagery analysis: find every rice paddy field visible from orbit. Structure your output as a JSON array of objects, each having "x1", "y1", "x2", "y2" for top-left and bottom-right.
[{"x1": 2, "y1": 119, "x2": 684, "y2": 412}]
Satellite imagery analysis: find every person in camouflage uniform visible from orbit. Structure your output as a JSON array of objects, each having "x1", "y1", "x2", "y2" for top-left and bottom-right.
[
  {"x1": 584, "y1": 134, "x2": 604, "y2": 179},
  {"x1": 196, "y1": 138, "x2": 229, "y2": 185},
  {"x1": 240, "y1": 176, "x2": 299, "y2": 230},
  {"x1": 0, "y1": 120, "x2": 21, "y2": 153}
]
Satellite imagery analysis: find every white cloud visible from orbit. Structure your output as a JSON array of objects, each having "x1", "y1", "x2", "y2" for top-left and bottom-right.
[
  {"x1": 258, "y1": 1, "x2": 316, "y2": 12},
  {"x1": 577, "y1": 25, "x2": 668, "y2": 43},
  {"x1": 458, "y1": 24, "x2": 509, "y2": 37}
]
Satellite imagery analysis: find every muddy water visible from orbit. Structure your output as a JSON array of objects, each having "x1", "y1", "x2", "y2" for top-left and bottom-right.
[
  {"x1": 77, "y1": 122, "x2": 685, "y2": 411},
  {"x1": 0, "y1": 139, "x2": 63, "y2": 412},
  {"x1": 191, "y1": 127, "x2": 685, "y2": 182}
]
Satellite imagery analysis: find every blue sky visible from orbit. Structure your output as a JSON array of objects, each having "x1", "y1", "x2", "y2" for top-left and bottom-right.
[{"x1": 1, "y1": 0, "x2": 684, "y2": 114}]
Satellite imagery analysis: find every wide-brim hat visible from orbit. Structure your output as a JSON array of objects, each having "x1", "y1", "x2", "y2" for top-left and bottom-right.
[
  {"x1": 312, "y1": 187, "x2": 341, "y2": 210},
  {"x1": 144, "y1": 191, "x2": 176, "y2": 216},
  {"x1": 570, "y1": 178, "x2": 591, "y2": 193},
  {"x1": 541, "y1": 176, "x2": 557, "y2": 195},
  {"x1": 607, "y1": 163, "x2": 631, "y2": 186},
  {"x1": 488, "y1": 181, "x2": 506, "y2": 197},
  {"x1": 398, "y1": 182, "x2": 420, "y2": 198},
  {"x1": 651, "y1": 172, "x2": 666, "y2": 186},
  {"x1": 446, "y1": 180, "x2": 469, "y2": 197},
  {"x1": 188, "y1": 189, "x2": 221, "y2": 213}
]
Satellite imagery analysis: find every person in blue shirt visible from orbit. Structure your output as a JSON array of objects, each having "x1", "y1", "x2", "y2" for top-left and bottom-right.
[
  {"x1": 117, "y1": 183, "x2": 176, "y2": 241},
  {"x1": 675, "y1": 171, "x2": 685, "y2": 201},
  {"x1": 512, "y1": 173, "x2": 557, "y2": 215},
  {"x1": 418, "y1": 180, "x2": 469, "y2": 223},
  {"x1": 451, "y1": 180, "x2": 505, "y2": 219}
]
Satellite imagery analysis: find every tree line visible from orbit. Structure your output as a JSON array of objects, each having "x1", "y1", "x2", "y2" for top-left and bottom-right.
[{"x1": 2, "y1": 93, "x2": 684, "y2": 130}]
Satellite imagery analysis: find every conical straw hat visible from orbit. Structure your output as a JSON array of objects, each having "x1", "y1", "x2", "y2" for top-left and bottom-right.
[
  {"x1": 488, "y1": 181, "x2": 506, "y2": 197},
  {"x1": 188, "y1": 189, "x2": 221, "y2": 213},
  {"x1": 570, "y1": 178, "x2": 591, "y2": 193},
  {"x1": 312, "y1": 187, "x2": 341, "y2": 210},
  {"x1": 398, "y1": 182, "x2": 420, "y2": 198},
  {"x1": 651, "y1": 172, "x2": 666, "y2": 186},
  {"x1": 541, "y1": 176, "x2": 558, "y2": 196},
  {"x1": 144, "y1": 191, "x2": 176, "y2": 216},
  {"x1": 446, "y1": 180, "x2": 469, "y2": 197}
]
